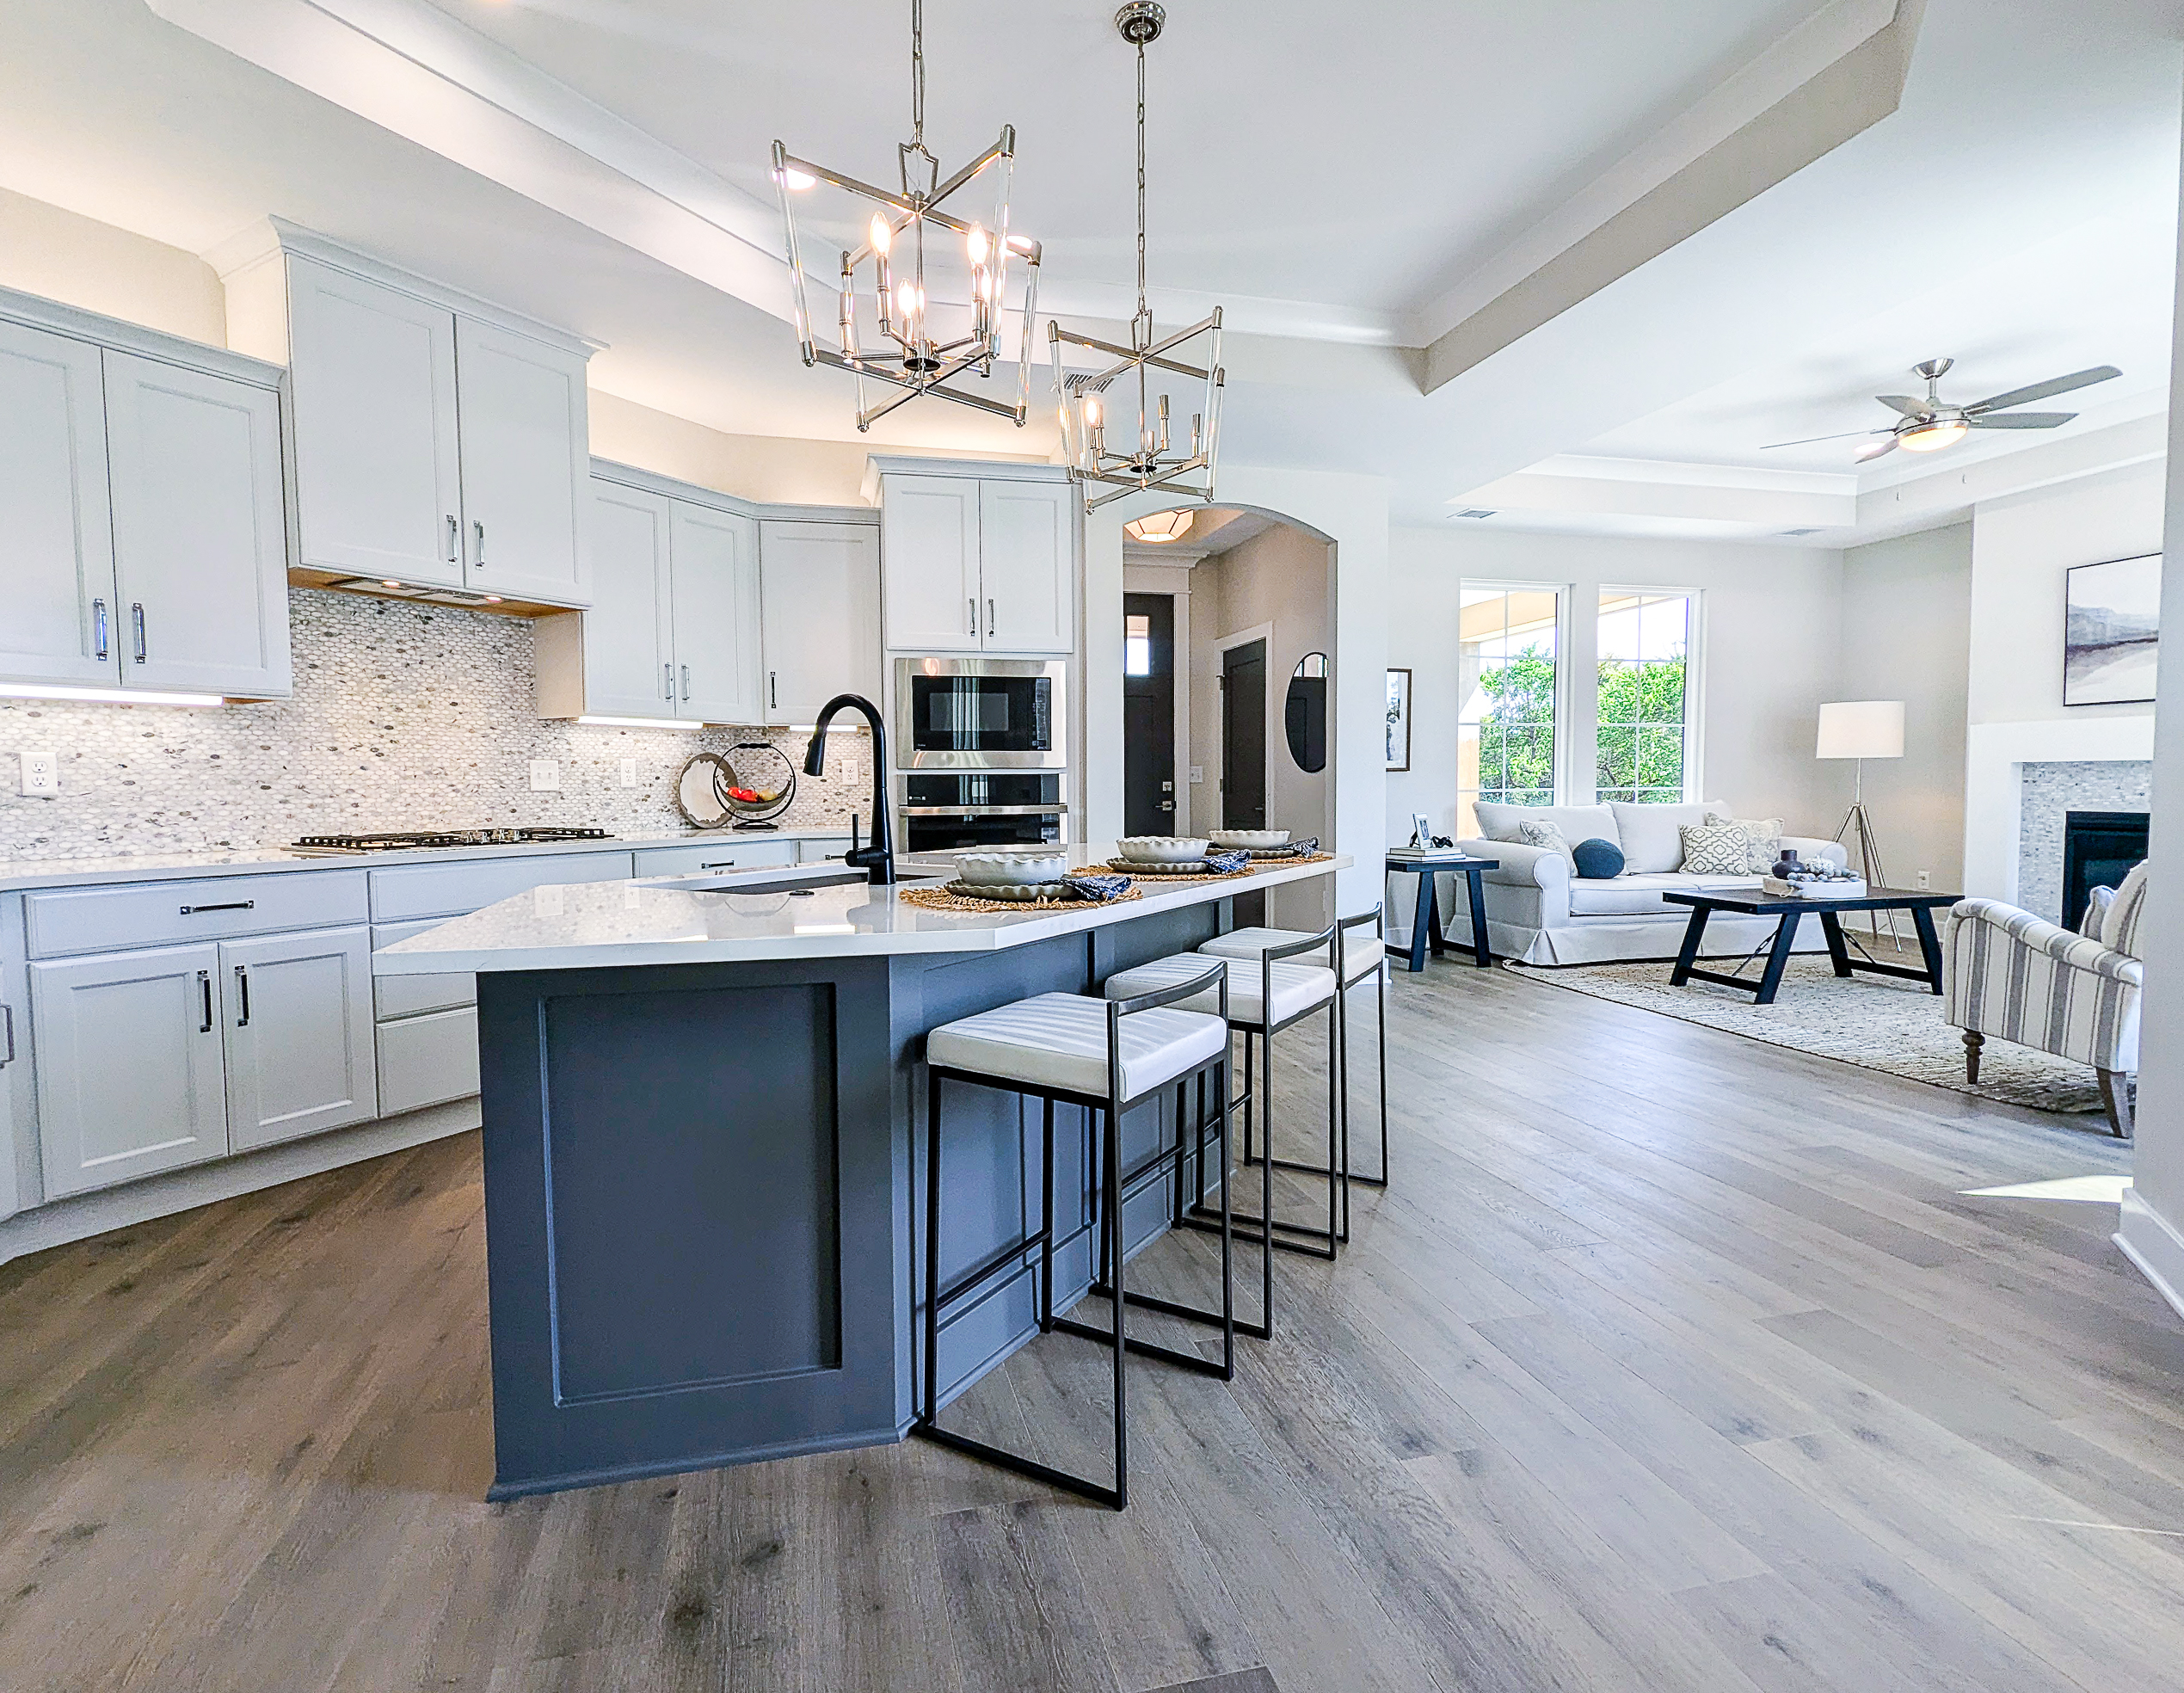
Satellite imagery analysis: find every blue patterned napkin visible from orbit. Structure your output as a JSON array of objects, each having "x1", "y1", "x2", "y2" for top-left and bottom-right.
[
  {"x1": 1283, "y1": 837, "x2": 1320, "y2": 855},
  {"x1": 1062, "y1": 874, "x2": 1132, "y2": 902},
  {"x1": 1203, "y1": 849, "x2": 1251, "y2": 874}
]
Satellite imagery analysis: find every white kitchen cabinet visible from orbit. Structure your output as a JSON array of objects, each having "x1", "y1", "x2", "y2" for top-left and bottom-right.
[
  {"x1": 454, "y1": 317, "x2": 589, "y2": 606},
  {"x1": 669, "y1": 502, "x2": 764, "y2": 724},
  {"x1": 1, "y1": 900, "x2": 26, "y2": 1223},
  {"x1": 285, "y1": 252, "x2": 464, "y2": 588},
  {"x1": 537, "y1": 481, "x2": 675, "y2": 720},
  {"x1": 877, "y1": 467, "x2": 1076, "y2": 655},
  {"x1": 0, "y1": 317, "x2": 115, "y2": 686},
  {"x1": 31, "y1": 943, "x2": 230, "y2": 1198},
  {"x1": 103, "y1": 352, "x2": 292, "y2": 699},
  {"x1": 880, "y1": 475, "x2": 982, "y2": 652},
  {"x1": 220, "y1": 927, "x2": 378, "y2": 1152},
  {"x1": 760, "y1": 520, "x2": 882, "y2": 723},
  {"x1": 979, "y1": 479, "x2": 1075, "y2": 654}
]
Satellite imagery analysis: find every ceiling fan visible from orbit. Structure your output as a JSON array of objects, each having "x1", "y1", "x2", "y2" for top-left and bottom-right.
[{"x1": 1765, "y1": 357, "x2": 2122, "y2": 462}]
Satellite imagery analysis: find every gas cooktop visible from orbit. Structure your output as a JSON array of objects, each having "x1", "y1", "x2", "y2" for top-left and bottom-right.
[{"x1": 289, "y1": 828, "x2": 612, "y2": 857}]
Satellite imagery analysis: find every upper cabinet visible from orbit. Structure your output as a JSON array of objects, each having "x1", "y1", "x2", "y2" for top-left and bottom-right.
[
  {"x1": 760, "y1": 520, "x2": 882, "y2": 723},
  {"x1": 871, "y1": 463, "x2": 1075, "y2": 656},
  {"x1": 0, "y1": 296, "x2": 291, "y2": 699},
  {"x1": 240, "y1": 226, "x2": 594, "y2": 609},
  {"x1": 668, "y1": 502, "x2": 762, "y2": 725}
]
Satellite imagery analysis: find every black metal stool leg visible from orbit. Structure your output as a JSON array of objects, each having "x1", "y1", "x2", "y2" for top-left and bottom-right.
[
  {"x1": 923, "y1": 1065, "x2": 943, "y2": 1426},
  {"x1": 1103, "y1": 1093, "x2": 1128, "y2": 1511},
  {"x1": 1039, "y1": 1096, "x2": 1056, "y2": 1333}
]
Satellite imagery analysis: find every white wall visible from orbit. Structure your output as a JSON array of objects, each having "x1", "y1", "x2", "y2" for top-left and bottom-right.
[
  {"x1": 1839, "y1": 522, "x2": 1972, "y2": 890},
  {"x1": 0, "y1": 186, "x2": 225, "y2": 346},
  {"x1": 1385, "y1": 527, "x2": 1846, "y2": 845}
]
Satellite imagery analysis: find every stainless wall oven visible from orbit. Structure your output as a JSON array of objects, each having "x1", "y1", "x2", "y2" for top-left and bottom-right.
[
  {"x1": 895, "y1": 656, "x2": 1067, "y2": 770},
  {"x1": 900, "y1": 773, "x2": 1067, "y2": 853}
]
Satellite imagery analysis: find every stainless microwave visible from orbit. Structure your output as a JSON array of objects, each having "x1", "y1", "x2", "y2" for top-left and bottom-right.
[{"x1": 894, "y1": 656, "x2": 1067, "y2": 770}]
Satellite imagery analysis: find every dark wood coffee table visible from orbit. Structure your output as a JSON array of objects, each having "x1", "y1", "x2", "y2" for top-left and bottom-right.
[{"x1": 1664, "y1": 886, "x2": 1958, "y2": 1006}]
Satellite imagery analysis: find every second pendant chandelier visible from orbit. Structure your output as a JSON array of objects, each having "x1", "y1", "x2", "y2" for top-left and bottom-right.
[{"x1": 1051, "y1": 2, "x2": 1226, "y2": 514}]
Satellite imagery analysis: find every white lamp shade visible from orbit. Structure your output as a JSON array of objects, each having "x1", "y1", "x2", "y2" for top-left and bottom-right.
[{"x1": 1816, "y1": 699, "x2": 1904, "y2": 760}]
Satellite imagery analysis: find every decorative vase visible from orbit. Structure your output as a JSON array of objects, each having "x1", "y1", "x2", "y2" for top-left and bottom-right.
[{"x1": 1771, "y1": 849, "x2": 1802, "y2": 879}]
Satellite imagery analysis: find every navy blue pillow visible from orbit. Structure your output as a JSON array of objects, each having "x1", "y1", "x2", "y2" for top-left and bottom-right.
[{"x1": 1571, "y1": 837, "x2": 1625, "y2": 879}]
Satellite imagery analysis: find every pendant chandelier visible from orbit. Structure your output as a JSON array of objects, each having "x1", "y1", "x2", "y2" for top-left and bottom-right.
[
  {"x1": 1051, "y1": 2, "x2": 1224, "y2": 513},
  {"x1": 771, "y1": 0, "x2": 1042, "y2": 432}
]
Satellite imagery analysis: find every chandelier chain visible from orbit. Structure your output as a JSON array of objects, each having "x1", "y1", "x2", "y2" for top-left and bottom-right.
[
  {"x1": 1135, "y1": 39, "x2": 1147, "y2": 321},
  {"x1": 910, "y1": 0, "x2": 925, "y2": 149}
]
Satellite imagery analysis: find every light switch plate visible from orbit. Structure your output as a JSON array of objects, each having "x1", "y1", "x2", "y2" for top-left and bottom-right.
[
  {"x1": 18, "y1": 751, "x2": 58, "y2": 797},
  {"x1": 529, "y1": 760, "x2": 560, "y2": 791},
  {"x1": 618, "y1": 757, "x2": 639, "y2": 788},
  {"x1": 1189, "y1": 765, "x2": 1205, "y2": 785}
]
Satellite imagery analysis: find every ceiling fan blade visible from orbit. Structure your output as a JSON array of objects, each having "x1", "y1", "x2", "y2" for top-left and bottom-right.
[
  {"x1": 1966, "y1": 410, "x2": 2075, "y2": 429},
  {"x1": 1853, "y1": 435, "x2": 1899, "y2": 462},
  {"x1": 1762, "y1": 429, "x2": 1882, "y2": 449},
  {"x1": 1875, "y1": 394, "x2": 1929, "y2": 418},
  {"x1": 1966, "y1": 365, "x2": 2121, "y2": 414}
]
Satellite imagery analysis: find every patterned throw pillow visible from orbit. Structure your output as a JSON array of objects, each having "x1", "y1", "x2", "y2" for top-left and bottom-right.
[
  {"x1": 1516, "y1": 818, "x2": 1576, "y2": 866},
  {"x1": 1706, "y1": 809, "x2": 1783, "y2": 873},
  {"x1": 1678, "y1": 821, "x2": 1756, "y2": 876}
]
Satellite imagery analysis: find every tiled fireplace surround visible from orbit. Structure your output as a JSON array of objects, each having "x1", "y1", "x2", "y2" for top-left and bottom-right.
[{"x1": 1966, "y1": 716, "x2": 2157, "y2": 923}]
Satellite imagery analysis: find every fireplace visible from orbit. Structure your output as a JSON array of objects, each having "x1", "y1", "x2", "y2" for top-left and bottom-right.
[{"x1": 2062, "y1": 809, "x2": 2149, "y2": 932}]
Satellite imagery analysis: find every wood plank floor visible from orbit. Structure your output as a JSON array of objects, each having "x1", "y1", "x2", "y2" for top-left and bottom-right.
[{"x1": 1, "y1": 958, "x2": 2175, "y2": 1692}]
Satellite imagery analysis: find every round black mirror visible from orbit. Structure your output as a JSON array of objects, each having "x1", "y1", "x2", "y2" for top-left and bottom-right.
[{"x1": 1284, "y1": 652, "x2": 1329, "y2": 773}]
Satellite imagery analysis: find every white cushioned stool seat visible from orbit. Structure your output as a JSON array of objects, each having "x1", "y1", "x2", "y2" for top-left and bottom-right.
[
  {"x1": 1198, "y1": 927, "x2": 1382, "y2": 985},
  {"x1": 926, "y1": 992, "x2": 1226, "y2": 1101},
  {"x1": 1104, "y1": 951, "x2": 1338, "y2": 1028}
]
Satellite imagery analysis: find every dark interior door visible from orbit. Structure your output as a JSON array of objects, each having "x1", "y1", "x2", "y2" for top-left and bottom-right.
[
  {"x1": 1123, "y1": 594, "x2": 1177, "y2": 836},
  {"x1": 1221, "y1": 638, "x2": 1267, "y2": 830}
]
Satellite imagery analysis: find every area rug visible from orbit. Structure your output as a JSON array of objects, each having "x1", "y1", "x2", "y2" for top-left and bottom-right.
[{"x1": 1507, "y1": 950, "x2": 2111, "y2": 1116}]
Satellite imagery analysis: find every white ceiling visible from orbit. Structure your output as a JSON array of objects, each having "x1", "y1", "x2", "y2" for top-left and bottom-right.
[{"x1": 0, "y1": 0, "x2": 2178, "y2": 539}]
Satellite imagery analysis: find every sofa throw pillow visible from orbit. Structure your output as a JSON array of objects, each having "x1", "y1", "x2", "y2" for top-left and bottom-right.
[
  {"x1": 1609, "y1": 802, "x2": 1726, "y2": 873},
  {"x1": 1730, "y1": 816, "x2": 1783, "y2": 873},
  {"x1": 2082, "y1": 884, "x2": 2116, "y2": 939},
  {"x1": 1516, "y1": 819, "x2": 1576, "y2": 866},
  {"x1": 1678, "y1": 821, "x2": 1756, "y2": 877},
  {"x1": 2101, "y1": 860, "x2": 2151, "y2": 957},
  {"x1": 1571, "y1": 837, "x2": 1626, "y2": 879}
]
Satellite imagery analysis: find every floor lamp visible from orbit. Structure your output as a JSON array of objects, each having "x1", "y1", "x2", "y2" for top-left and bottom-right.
[{"x1": 1818, "y1": 699, "x2": 1904, "y2": 939}]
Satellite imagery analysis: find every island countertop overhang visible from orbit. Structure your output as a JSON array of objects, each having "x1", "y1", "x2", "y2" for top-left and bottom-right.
[{"x1": 373, "y1": 850, "x2": 1352, "y2": 974}]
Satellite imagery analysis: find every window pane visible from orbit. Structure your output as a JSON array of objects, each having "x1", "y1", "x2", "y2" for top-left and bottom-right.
[
  {"x1": 1458, "y1": 586, "x2": 1560, "y2": 837},
  {"x1": 1594, "y1": 590, "x2": 1694, "y2": 803}
]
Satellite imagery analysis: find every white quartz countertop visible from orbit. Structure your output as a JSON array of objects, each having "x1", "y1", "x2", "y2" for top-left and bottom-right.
[
  {"x1": 375, "y1": 849, "x2": 1351, "y2": 971},
  {"x1": 0, "y1": 828, "x2": 856, "y2": 893}
]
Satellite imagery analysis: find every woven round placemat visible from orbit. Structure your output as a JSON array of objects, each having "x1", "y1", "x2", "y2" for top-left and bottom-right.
[
  {"x1": 899, "y1": 884, "x2": 1144, "y2": 915},
  {"x1": 1089, "y1": 850, "x2": 1338, "y2": 884}
]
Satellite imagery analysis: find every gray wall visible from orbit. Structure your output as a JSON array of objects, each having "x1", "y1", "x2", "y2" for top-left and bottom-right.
[
  {"x1": 1837, "y1": 522, "x2": 1973, "y2": 890},
  {"x1": 0, "y1": 589, "x2": 872, "y2": 861}
]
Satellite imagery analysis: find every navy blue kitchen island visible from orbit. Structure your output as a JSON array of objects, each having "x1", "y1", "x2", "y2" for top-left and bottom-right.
[{"x1": 376, "y1": 851, "x2": 1344, "y2": 1498}]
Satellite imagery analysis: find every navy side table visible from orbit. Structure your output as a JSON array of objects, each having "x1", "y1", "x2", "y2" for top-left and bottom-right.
[{"x1": 1386, "y1": 853, "x2": 1498, "y2": 973}]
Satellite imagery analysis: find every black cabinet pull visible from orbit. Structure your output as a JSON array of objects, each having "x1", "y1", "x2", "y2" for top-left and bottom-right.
[
  {"x1": 234, "y1": 964, "x2": 251, "y2": 1028},
  {"x1": 179, "y1": 899, "x2": 255, "y2": 915},
  {"x1": 0, "y1": 1003, "x2": 14, "y2": 1068},
  {"x1": 197, "y1": 970, "x2": 213, "y2": 1033}
]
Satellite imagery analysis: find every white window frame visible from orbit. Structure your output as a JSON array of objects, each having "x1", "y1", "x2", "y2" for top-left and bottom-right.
[
  {"x1": 1455, "y1": 581, "x2": 1572, "y2": 827},
  {"x1": 1592, "y1": 584, "x2": 1705, "y2": 804}
]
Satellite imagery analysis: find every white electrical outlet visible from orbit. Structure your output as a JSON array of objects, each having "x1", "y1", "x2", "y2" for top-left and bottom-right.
[
  {"x1": 529, "y1": 760, "x2": 560, "y2": 791},
  {"x1": 618, "y1": 757, "x2": 639, "y2": 789},
  {"x1": 18, "y1": 751, "x2": 59, "y2": 797},
  {"x1": 1916, "y1": 869, "x2": 1931, "y2": 890},
  {"x1": 1188, "y1": 765, "x2": 1205, "y2": 785}
]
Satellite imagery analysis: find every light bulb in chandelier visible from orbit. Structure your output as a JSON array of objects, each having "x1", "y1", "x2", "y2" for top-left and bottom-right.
[{"x1": 769, "y1": 0, "x2": 1043, "y2": 433}]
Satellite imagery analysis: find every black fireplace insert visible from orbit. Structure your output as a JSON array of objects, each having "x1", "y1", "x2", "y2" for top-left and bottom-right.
[{"x1": 2061, "y1": 809, "x2": 2149, "y2": 933}]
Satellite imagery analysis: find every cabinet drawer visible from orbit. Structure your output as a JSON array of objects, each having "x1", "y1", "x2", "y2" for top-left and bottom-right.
[
  {"x1": 367, "y1": 851, "x2": 634, "y2": 922},
  {"x1": 797, "y1": 836, "x2": 851, "y2": 865},
  {"x1": 372, "y1": 920, "x2": 476, "y2": 1019},
  {"x1": 631, "y1": 841, "x2": 797, "y2": 878},
  {"x1": 377, "y1": 1006, "x2": 480, "y2": 1115},
  {"x1": 25, "y1": 871, "x2": 368, "y2": 958}
]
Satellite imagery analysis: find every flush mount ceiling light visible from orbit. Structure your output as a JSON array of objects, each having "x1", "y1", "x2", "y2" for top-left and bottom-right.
[
  {"x1": 1051, "y1": 3, "x2": 1225, "y2": 514},
  {"x1": 1123, "y1": 509, "x2": 1194, "y2": 544},
  {"x1": 771, "y1": 0, "x2": 1042, "y2": 432}
]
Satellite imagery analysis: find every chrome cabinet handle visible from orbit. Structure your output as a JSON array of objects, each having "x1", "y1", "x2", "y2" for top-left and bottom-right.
[
  {"x1": 446, "y1": 514, "x2": 459, "y2": 563},
  {"x1": 968, "y1": 597, "x2": 976, "y2": 635},
  {"x1": 680, "y1": 664, "x2": 690, "y2": 702},
  {"x1": 768, "y1": 672, "x2": 778, "y2": 711},
  {"x1": 179, "y1": 900, "x2": 254, "y2": 915},
  {"x1": 197, "y1": 970, "x2": 213, "y2": 1034},
  {"x1": 473, "y1": 520, "x2": 486, "y2": 567},
  {"x1": 92, "y1": 598, "x2": 108, "y2": 662},
  {"x1": 234, "y1": 964, "x2": 251, "y2": 1028},
  {"x1": 0, "y1": 1003, "x2": 14, "y2": 1067},
  {"x1": 987, "y1": 597, "x2": 995, "y2": 637},
  {"x1": 132, "y1": 603, "x2": 147, "y2": 663},
  {"x1": 663, "y1": 662, "x2": 674, "y2": 702}
]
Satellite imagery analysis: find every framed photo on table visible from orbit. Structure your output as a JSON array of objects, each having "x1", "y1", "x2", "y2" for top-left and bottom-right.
[{"x1": 1385, "y1": 668, "x2": 1412, "y2": 771}]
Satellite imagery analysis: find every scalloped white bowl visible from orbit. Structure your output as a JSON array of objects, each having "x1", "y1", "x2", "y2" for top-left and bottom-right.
[
  {"x1": 956, "y1": 851, "x2": 1067, "y2": 886},
  {"x1": 1207, "y1": 829, "x2": 1289, "y2": 850},
  {"x1": 1116, "y1": 836, "x2": 1211, "y2": 865}
]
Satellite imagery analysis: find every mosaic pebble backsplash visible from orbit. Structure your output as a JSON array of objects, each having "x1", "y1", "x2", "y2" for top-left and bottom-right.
[
  {"x1": 0, "y1": 589, "x2": 871, "y2": 861},
  {"x1": 2016, "y1": 759, "x2": 2153, "y2": 923}
]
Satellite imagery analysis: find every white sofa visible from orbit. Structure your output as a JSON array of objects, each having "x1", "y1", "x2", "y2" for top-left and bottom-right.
[{"x1": 1434, "y1": 801, "x2": 1850, "y2": 966}]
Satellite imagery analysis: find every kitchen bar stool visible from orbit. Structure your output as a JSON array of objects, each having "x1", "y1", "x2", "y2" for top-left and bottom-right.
[
  {"x1": 919, "y1": 964, "x2": 1234, "y2": 1511},
  {"x1": 1200, "y1": 907, "x2": 1390, "y2": 1238},
  {"x1": 1102, "y1": 927, "x2": 1340, "y2": 1339}
]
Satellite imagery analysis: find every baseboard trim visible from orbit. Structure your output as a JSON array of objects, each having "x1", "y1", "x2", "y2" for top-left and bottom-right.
[
  {"x1": 0, "y1": 1099, "x2": 481, "y2": 1268},
  {"x1": 2116, "y1": 1186, "x2": 2184, "y2": 1325}
]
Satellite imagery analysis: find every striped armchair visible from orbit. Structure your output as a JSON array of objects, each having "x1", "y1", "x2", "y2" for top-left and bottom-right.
[{"x1": 1942, "y1": 862, "x2": 2147, "y2": 1137}]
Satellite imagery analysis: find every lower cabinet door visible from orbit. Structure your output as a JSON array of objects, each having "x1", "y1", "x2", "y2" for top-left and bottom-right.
[
  {"x1": 376, "y1": 1007, "x2": 480, "y2": 1116},
  {"x1": 221, "y1": 927, "x2": 378, "y2": 1152},
  {"x1": 30, "y1": 942, "x2": 229, "y2": 1198}
]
